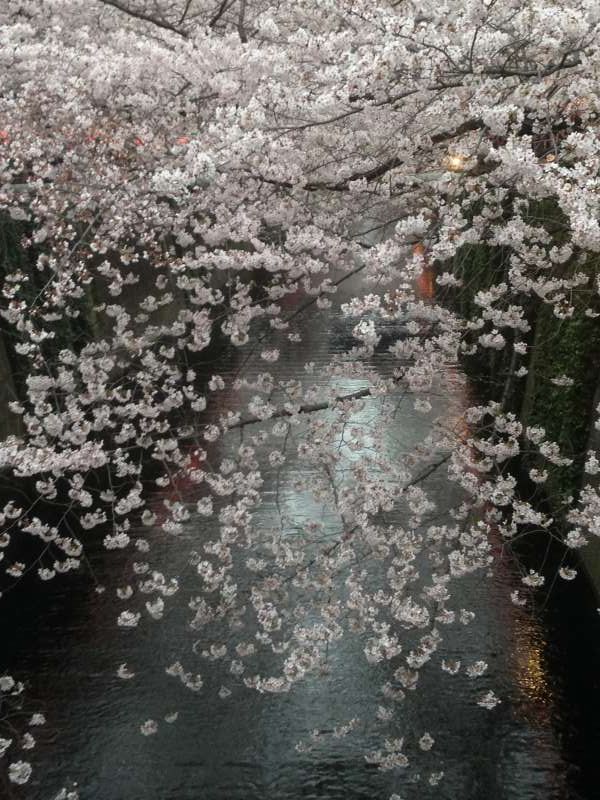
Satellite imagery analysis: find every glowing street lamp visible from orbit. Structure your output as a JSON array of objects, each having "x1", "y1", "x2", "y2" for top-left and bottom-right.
[{"x1": 443, "y1": 153, "x2": 466, "y2": 172}]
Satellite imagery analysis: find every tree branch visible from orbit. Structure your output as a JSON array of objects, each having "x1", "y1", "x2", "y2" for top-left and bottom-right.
[
  {"x1": 178, "y1": 0, "x2": 193, "y2": 25},
  {"x1": 227, "y1": 385, "x2": 389, "y2": 431},
  {"x1": 209, "y1": 0, "x2": 234, "y2": 28},
  {"x1": 252, "y1": 118, "x2": 483, "y2": 193},
  {"x1": 97, "y1": 0, "x2": 188, "y2": 37},
  {"x1": 237, "y1": 0, "x2": 247, "y2": 43}
]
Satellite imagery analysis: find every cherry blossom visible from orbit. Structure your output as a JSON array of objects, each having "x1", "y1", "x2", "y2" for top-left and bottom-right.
[{"x1": 0, "y1": 0, "x2": 599, "y2": 791}]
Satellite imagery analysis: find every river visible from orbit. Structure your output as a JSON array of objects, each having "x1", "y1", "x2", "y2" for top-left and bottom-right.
[{"x1": 1, "y1": 274, "x2": 600, "y2": 800}]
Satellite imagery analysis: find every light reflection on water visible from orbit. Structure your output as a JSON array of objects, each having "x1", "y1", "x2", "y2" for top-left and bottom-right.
[{"x1": 1, "y1": 279, "x2": 600, "y2": 800}]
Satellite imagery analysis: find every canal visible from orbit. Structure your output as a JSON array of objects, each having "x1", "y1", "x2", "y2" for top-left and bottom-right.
[{"x1": 1, "y1": 274, "x2": 600, "y2": 800}]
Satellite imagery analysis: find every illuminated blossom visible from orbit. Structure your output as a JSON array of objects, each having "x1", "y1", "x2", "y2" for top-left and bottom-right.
[{"x1": 8, "y1": 761, "x2": 32, "y2": 784}]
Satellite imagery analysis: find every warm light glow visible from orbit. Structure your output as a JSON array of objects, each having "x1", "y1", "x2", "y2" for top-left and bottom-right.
[
  {"x1": 417, "y1": 266, "x2": 435, "y2": 299},
  {"x1": 444, "y1": 153, "x2": 466, "y2": 172},
  {"x1": 517, "y1": 642, "x2": 549, "y2": 702}
]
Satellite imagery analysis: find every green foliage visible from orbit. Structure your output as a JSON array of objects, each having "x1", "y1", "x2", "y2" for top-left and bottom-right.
[
  {"x1": 522, "y1": 292, "x2": 600, "y2": 506},
  {"x1": 447, "y1": 231, "x2": 600, "y2": 510},
  {"x1": 0, "y1": 216, "x2": 98, "y2": 372},
  {"x1": 445, "y1": 242, "x2": 519, "y2": 401}
]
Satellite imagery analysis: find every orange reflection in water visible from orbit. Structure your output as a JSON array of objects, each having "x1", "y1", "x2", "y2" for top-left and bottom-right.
[{"x1": 511, "y1": 607, "x2": 554, "y2": 720}]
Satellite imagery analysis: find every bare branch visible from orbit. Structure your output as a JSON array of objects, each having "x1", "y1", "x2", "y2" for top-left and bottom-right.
[
  {"x1": 178, "y1": 0, "x2": 193, "y2": 25},
  {"x1": 208, "y1": 0, "x2": 234, "y2": 28},
  {"x1": 237, "y1": 0, "x2": 247, "y2": 43},
  {"x1": 97, "y1": 0, "x2": 188, "y2": 37}
]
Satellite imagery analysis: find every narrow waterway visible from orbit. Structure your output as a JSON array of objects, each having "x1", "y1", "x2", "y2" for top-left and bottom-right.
[{"x1": 2, "y1": 277, "x2": 600, "y2": 800}]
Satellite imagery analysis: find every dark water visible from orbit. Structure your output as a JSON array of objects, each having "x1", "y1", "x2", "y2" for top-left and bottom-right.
[{"x1": 2, "y1": 279, "x2": 600, "y2": 800}]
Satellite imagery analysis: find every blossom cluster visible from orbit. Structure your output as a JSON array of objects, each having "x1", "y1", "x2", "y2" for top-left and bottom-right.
[{"x1": 1, "y1": 0, "x2": 600, "y2": 793}]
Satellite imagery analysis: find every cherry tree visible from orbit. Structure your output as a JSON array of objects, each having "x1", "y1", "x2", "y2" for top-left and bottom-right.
[{"x1": 1, "y1": 0, "x2": 600, "y2": 793}]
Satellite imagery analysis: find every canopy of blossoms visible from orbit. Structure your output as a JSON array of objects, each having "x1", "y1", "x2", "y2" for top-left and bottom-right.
[{"x1": 1, "y1": 0, "x2": 600, "y2": 793}]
